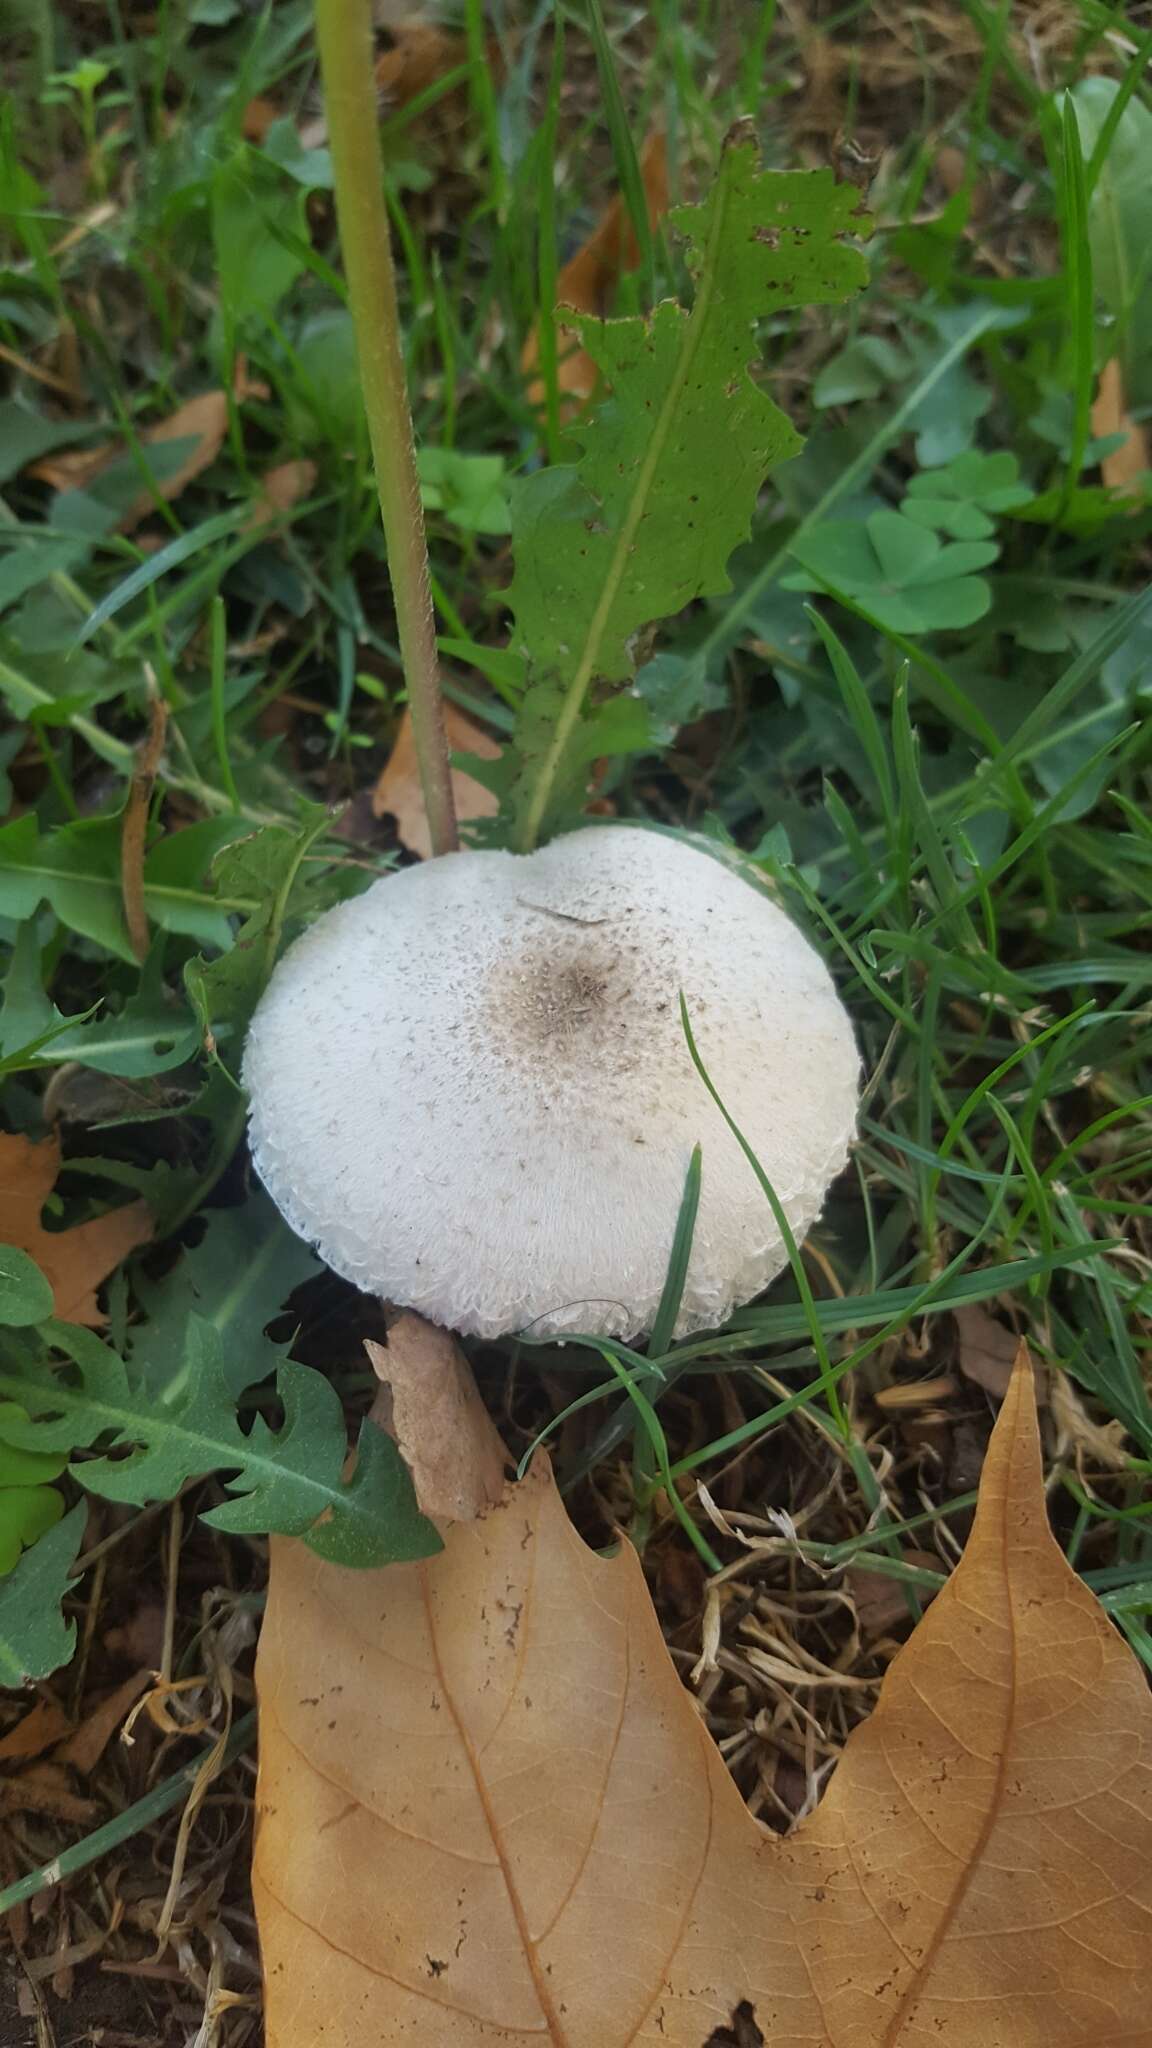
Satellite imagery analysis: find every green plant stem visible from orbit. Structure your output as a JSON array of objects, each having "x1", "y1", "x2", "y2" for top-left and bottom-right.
[{"x1": 313, "y1": 0, "x2": 458, "y2": 857}]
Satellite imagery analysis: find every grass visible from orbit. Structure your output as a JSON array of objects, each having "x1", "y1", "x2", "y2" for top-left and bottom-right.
[{"x1": 0, "y1": 0, "x2": 1150, "y2": 2036}]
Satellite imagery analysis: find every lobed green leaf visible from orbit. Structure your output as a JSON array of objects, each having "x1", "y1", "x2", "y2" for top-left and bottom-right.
[{"x1": 502, "y1": 139, "x2": 869, "y2": 845}]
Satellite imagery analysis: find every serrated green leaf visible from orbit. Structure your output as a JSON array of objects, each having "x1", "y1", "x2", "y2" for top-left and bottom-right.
[
  {"x1": 184, "y1": 806, "x2": 332, "y2": 1079},
  {"x1": 302, "y1": 1420, "x2": 439, "y2": 1565},
  {"x1": 503, "y1": 140, "x2": 869, "y2": 846},
  {"x1": 0, "y1": 1322, "x2": 140, "y2": 1459},
  {"x1": 0, "y1": 1246, "x2": 54, "y2": 1325},
  {"x1": 574, "y1": 692, "x2": 652, "y2": 764},
  {"x1": 202, "y1": 1360, "x2": 440, "y2": 1568},
  {"x1": 0, "y1": 1502, "x2": 85, "y2": 1684},
  {"x1": 0, "y1": 923, "x2": 64, "y2": 1060},
  {"x1": 0, "y1": 814, "x2": 253, "y2": 960},
  {"x1": 0, "y1": 1317, "x2": 438, "y2": 1570},
  {"x1": 130, "y1": 1190, "x2": 318, "y2": 1397},
  {"x1": 0, "y1": 927, "x2": 199, "y2": 1078},
  {"x1": 0, "y1": 814, "x2": 126, "y2": 951}
]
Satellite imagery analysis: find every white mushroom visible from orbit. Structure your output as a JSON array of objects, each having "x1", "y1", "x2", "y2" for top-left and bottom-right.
[{"x1": 242, "y1": 825, "x2": 858, "y2": 1341}]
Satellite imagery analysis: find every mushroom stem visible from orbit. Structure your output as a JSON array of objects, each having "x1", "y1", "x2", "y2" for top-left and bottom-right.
[{"x1": 313, "y1": 0, "x2": 458, "y2": 858}]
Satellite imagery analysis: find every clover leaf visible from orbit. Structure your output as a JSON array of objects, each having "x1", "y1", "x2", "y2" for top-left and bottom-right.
[
  {"x1": 784, "y1": 508, "x2": 998, "y2": 633},
  {"x1": 902, "y1": 451, "x2": 1032, "y2": 539}
]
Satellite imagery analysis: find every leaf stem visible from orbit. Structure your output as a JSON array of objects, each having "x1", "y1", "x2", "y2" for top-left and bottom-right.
[{"x1": 313, "y1": 0, "x2": 458, "y2": 857}]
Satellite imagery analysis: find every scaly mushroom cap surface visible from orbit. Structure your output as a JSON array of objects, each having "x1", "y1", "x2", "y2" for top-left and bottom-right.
[{"x1": 242, "y1": 825, "x2": 858, "y2": 1340}]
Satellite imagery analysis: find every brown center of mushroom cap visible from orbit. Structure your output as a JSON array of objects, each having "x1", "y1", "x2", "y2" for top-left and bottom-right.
[{"x1": 486, "y1": 920, "x2": 671, "y2": 1080}]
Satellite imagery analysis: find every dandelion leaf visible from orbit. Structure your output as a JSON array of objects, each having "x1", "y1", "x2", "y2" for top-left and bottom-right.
[
  {"x1": 0, "y1": 1318, "x2": 438, "y2": 1572},
  {"x1": 504, "y1": 141, "x2": 869, "y2": 839}
]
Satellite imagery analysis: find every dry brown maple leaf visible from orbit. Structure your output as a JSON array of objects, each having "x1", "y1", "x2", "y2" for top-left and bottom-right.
[
  {"x1": 255, "y1": 1342, "x2": 1152, "y2": 2045},
  {"x1": 0, "y1": 1131, "x2": 151, "y2": 1327},
  {"x1": 372, "y1": 703, "x2": 500, "y2": 856}
]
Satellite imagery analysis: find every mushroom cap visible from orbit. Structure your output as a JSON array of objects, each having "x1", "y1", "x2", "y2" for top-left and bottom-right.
[{"x1": 242, "y1": 825, "x2": 858, "y2": 1341}]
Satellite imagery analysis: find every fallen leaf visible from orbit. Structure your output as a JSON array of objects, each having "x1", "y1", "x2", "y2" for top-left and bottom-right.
[
  {"x1": 243, "y1": 96, "x2": 281, "y2": 143},
  {"x1": 848, "y1": 1548, "x2": 941, "y2": 1640},
  {"x1": 522, "y1": 131, "x2": 669, "y2": 413},
  {"x1": 1092, "y1": 356, "x2": 1151, "y2": 501},
  {"x1": 0, "y1": 1695, "x2": 71, "y2": 1764},
  {"x1": 371, "y1": 704, "x2": 500, "y2": 856},
  {"x1": 27, "y1": 369, "x2": 267, "y2": 532},
  {"x1": 376, "y1": 22, "x2": 470, "y2": 107},
  {"x1": 54, "y1": 1667, "x2": 150, "y2": 1773},
  {"x1": 254, "y1": 1341, "x2": 1152, "y2": 2044},
  {"x1": 29, "y1": 391, "x2": 229, "y2": 525},
  {"x1": 366, "y1": 1314, "x2": 507, "y2": 1522},
  {"x1": 955, "y1": 1301, "x2": 1040, "y2": 1401},
  {"x1": 26, "y1": 441, "x2": 115, "y2": 493},
  {"x1": 0, "y1": 1132, "x2": 151, "y2": 1328},
  {"x1": 0, "y1": 1670, "x2": 150, "y2": 1829},
  {"x1": 292, "y1": 17, "x2": 498, "y2": 161},
  {"x1": 0, "y1": 1760, "x2": 100, "y2": 1825},
  {"x1": 107, "y1": 389, "x2": 235, "y2": 522},
  {"x1": 247, "y1": 457, "x2": 318, "y2": 529}
]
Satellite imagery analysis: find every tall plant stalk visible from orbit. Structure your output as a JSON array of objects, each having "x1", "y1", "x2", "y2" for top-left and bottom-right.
[{"x1": 313, "y1": 0, "x2": 458, "y2": 857}]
